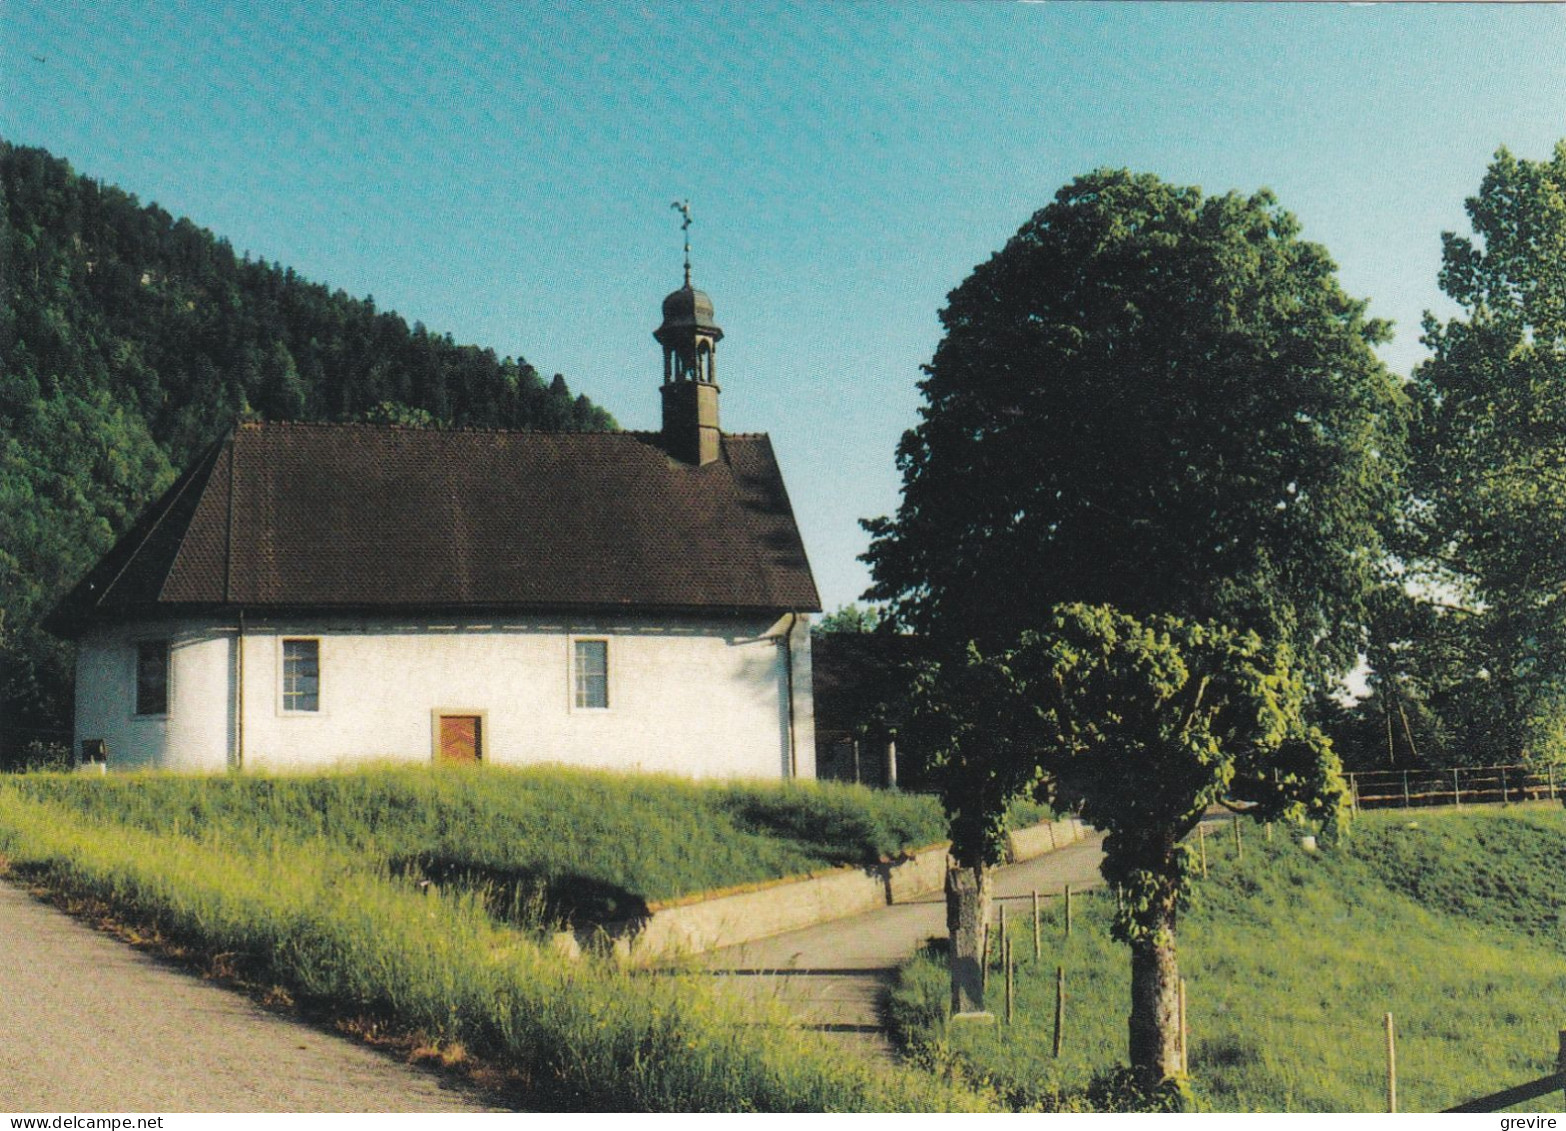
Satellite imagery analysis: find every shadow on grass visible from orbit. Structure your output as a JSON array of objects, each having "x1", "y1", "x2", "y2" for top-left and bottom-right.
[
  {"x1": 389, "y1": 855, "x2": 650, "y2": 931},
  {"x1": 716, "y1": 795, "x2": 898, "y2": 867}
]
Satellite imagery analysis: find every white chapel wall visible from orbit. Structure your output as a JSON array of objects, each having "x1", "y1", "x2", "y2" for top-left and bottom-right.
[
  {"x1": 75, "y1": 613, "x2": 812, "y2": 780},
  {"x1": 74, "y1": 620, "x2": 232, "y2": 772}
]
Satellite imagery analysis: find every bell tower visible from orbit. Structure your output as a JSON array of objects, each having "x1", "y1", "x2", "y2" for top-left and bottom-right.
[{"x1": 655, "y1": 201, "x2": 723, "y2": 466}]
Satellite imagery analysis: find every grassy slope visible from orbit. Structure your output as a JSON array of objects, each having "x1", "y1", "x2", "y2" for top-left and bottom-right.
[
  {"x1": 0, "y1": 770, "x2": 998, "y2": 1112},
  {"x1": 4, "y1": 766, "x2": 968, "y2": 923},
  {"x1": 887, "y1": 806, "x2": 1566, "y2": 1113}
]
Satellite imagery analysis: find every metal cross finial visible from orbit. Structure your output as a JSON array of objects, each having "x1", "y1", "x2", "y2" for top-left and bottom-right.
[{"x1": 671, "y1": 199, "x2": 692, "y2": 285}]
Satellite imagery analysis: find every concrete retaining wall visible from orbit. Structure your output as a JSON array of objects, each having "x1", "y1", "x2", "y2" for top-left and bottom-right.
[
  {"x1": 1005, "y1": 815, "x2": 1086, "y2": 861},
  {"x1": 603, "y1": 815, "x2": 1087, "y2": 962}
]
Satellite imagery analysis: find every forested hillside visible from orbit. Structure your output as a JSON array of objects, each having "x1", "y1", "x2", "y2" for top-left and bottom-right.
[{"x1": 0, "y1": 141, "x2": 617, "y2": 762}]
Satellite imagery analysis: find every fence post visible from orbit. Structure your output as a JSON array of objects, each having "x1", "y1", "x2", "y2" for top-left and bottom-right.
[
  {"x1": 999, "y1": 905, "x2": 1007, "y2": 982},
  {"x1": 1454, "y1": 766, "x2": 1461, "y2": 810},
  {"x1": 1558, "y1": 1029, "x2": 1566, "y2": 1108},
  {"x1": 1005, "y1": 936, "x2": 1014, "y2": 1024},
  {"x1": 1550, "y1": 763, "x2": 1558, "y2": 802},
  {"x1": 1501, "y1": 766, "x2": 1509, "y2": 805},
  {"x1": 1198, "y1": 826, "x2": 1209, "y2": 877},
  {"x1": 1350, "y1": 773, "x2": 1360, "y2": 815},
  {"x1": 1053, "y1": 965, "x2": 1065, "y2": 1057},
  {"x1": 1385, "y1": 1012, "x2": 1397, "y2": 1114},
  {"x1": 1402, "y1": 770, "x2": 1411, "y2": 808},
  {"x1": 995, "y1": 905, "x2": 1006, "y2": 995},
  {"x1": 1233, "y1": 815, "x2": 1243, "y2": 862},
  {"x1": 1033, "y1": 889, "x2": 1041, "y2": 961},
  {"x1": 1178, "y1": 977, "x2": 1189, "y2": 1075},
  {"x1": 1557, "y1": 1029, "x2": 1565, "y2": 1108}
]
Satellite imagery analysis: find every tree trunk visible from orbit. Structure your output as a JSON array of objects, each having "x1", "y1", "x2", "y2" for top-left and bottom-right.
[
  {"x1": 1128, "y1": 912, "x2": 1182, "y2": 1086},
  {"x1": 945, "y1": 863, "x2": 993, "y2": 1015}
]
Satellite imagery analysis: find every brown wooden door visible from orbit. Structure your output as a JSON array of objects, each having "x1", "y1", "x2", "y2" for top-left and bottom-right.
[{"x1": 438, "y1": 715, "x2": 482, "y2": 763}]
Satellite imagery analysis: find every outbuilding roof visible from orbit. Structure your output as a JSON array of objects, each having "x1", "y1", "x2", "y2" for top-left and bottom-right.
[{"x1": 51, "y1": 421, "x2": 820, "y2": 632}]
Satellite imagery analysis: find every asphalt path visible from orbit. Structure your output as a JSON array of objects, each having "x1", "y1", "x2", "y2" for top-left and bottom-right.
[
  {"x1": 0, "y1": 881, "x2": 506, "y2": 1113},
  {"x1": 699, "y1": 832, "x2": 1108, "y2": 1058}
]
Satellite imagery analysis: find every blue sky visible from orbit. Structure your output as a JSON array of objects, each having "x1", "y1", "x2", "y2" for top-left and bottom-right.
[{"x1": 4, "y1": 2, "x2": 1565, "y2": 613}]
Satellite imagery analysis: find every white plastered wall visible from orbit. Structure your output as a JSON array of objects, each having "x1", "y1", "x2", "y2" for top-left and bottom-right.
[
  {"x1": 74, "y1": 612, "x2": 815, "y2": 779},
  {"x1": 74, "y1": 620, "x2": 233, "y2": 772}
]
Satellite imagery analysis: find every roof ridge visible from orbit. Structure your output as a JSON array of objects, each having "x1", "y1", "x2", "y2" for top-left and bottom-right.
[
  {"x1": 237, "y1": 419, "x2": 635, "y2": 438},
  {"x1": 236, "y1": 420, "x2": 774, "y2": 440}
]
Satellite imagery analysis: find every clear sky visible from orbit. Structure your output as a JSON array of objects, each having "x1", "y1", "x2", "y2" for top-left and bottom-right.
[{"x1": 4, "y1": 2, "x2": 1565, "y2": 614}]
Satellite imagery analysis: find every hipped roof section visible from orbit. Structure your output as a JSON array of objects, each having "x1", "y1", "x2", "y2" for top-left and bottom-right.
[{"x1": 51, "y1": 421, "x2": 820, "y2": 634}]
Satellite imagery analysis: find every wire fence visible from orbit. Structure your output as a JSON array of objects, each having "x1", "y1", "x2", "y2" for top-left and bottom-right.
[
  {"x1": 970, "y1": 869, "x2": 1566, "y2": 1113},
  {"x1": 1346, "y1": 763, "x2": 1561, "y2": 812}
]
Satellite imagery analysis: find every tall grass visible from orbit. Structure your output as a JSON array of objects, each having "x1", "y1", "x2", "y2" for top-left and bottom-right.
[
  {"x1": 0, "y1": 783, "x2": 990, "y2": 1112},
  {"x1": 887, "y1": 807, "x2": 1566, "y2": 1113},
  {"x1": 5, "y1": 766, "x2": 960, "y2": 922}
]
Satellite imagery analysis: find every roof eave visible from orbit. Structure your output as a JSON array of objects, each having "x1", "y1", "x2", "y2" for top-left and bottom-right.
[{"x1": 58, "y1": 597, "x2": 822, "y2": 631}]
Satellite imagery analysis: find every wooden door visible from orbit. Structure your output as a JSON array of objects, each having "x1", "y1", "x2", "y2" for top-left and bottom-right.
[{"x1": 438, "y1": 714, "x2": 482, "y2": 763}]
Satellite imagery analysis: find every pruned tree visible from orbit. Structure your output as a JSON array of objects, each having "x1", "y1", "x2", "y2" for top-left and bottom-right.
[
  {"x1": 909, "y1": 641, "x2": 1046, "y2": 1015},
  {"x1": 916, "y1": 604, "x2": 1344, "y2": 1085}
]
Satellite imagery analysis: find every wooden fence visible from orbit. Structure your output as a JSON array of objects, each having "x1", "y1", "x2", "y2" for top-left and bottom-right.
[
  {"x1": 1443, "y1": 1030, "x2": 1566, "y2": 1113},
  {"x1": 1346, "y1": 763, "x2": 1560, "y2": 813}
]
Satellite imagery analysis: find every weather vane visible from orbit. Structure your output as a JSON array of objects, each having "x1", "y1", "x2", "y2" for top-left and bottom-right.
[{"x1": 671, "y1": 199, "x2": 692, "y2": 285}]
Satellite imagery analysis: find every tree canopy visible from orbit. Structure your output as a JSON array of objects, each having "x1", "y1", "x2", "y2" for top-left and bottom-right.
[
  {"x1": 813, "y1": 602, "x2": 884, "y2": 636},
  {"x1": 863, "y1": 169, "x2": 1407, "y2": 686},
  {"x1": 1402, "y1": 142, "x2": 1566, "y2": 764}
]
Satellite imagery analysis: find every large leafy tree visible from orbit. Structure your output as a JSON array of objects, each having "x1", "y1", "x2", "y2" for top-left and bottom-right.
[
  {"x1": 871, "y1": 169, "x2": 1381, "y2": 1082},
  {"x1": 916, "y1": 604, "x2": 1343, "y2": 1086},
  {"x1": 1404, "y1": 142, "x2": 1566, "y2": 764},
  {"x1": 864, "y1": 169, "x2": 1407, "y2": 687}
]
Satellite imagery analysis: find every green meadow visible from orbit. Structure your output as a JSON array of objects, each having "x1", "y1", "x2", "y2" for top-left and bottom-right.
[
  {"x1": 2, "y1": 765, "x2": 971, "y2": 923},
  {"x1": 887, "y1": 806, "x2": 1566, "y2": 1113},
  {"x1": 0, "y1": 768, "x2": 995, "y2": 1112},
  {"x1": 4, "y1": 766, "x2": 1560, "y2": 1112}
]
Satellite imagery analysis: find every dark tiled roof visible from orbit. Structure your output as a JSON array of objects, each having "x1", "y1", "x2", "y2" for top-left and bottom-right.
[{"x1": 51, "y1": 422, "x2": 820, "y2": 631}]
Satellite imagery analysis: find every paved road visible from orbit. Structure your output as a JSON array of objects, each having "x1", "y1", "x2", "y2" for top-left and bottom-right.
[
  {"x1": 699, "y1": 833, "x2": 1107, "y2": 1058},
  {"x1": 0, "y1": 881, "x2": 507, "y2": 1113}
]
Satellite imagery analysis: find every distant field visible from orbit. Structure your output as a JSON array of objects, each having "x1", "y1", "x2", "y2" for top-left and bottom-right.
[
  {"x1": 887, "y1": 805, "x2": 1566, "y2": 1113},
  {"x1": 0, "y1": 767, "x2": 1006, "y2": 1112},
  {"x1": 2, "y1": 765, "x2": 985, "y2": 924}
]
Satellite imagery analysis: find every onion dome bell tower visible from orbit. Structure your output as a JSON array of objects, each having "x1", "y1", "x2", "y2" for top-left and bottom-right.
[{"x1": 656, "y1": 201, "x2": 723, "y2": 466}]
